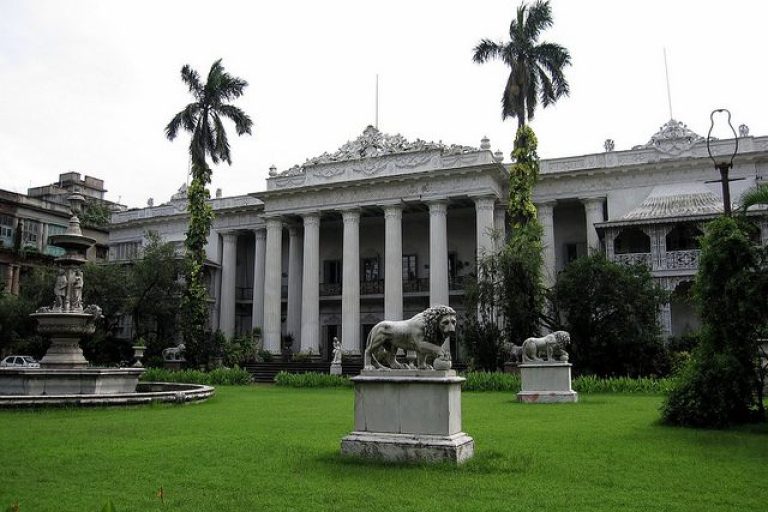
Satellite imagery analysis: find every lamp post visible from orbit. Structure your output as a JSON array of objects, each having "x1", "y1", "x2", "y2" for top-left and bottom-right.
[{"x1": 706, "y1": 109, "x2": 739, "y2": 216}]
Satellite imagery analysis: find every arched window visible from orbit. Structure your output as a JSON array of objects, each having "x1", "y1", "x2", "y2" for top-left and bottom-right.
[
  {"x1": 614, "y1": 228, "x2": 650, "y2": 254},
  {"x1": 666, "y1": 225, "x2": 702, "y2": 251}
]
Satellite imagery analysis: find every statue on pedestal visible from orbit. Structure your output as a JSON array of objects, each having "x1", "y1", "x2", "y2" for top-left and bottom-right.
[
  {"x1": 332, "y1": 337, "x2": 343, "y2": 364},
  {"x1": 521, "y1": 331, "x2": 570, "y2": 363}
]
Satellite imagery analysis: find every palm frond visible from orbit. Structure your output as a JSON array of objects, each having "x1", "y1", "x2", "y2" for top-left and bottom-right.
[
  {"x1": 212, "y1": 114, "x2": 232, "y2": 165},
  {"x1": 502, "y1": 65, "x2": 523, "y2": 121},
  {"x1": 218, "y1": 104, "x2": 253, "y2": 136},
  {"x1": 181, "y1": 65, "x2": 203, "y2": 99},
  {"x1": 739, "y1": 184, "x2": 768, "y2": 213},
  {"x1": 473, "y1": 40, "x2": 505, "y2": 63},
  {"x1": 523, "y1": 0, "x2": 554, "y2": 42},
  {"x1": 525, "y1": 69, "x2": 539, "y2": 120}
]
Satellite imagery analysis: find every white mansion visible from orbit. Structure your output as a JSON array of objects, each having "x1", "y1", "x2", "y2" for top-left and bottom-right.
[{"x1": 109, "y1": 121, "x2": 768, "y2": 357}]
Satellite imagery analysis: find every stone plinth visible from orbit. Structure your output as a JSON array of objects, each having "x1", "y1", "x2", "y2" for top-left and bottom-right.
[
  {"x1": 330, "y1": 362, "x2": 342, "y2": 375},
  {"x1": 517, "y1": 362, "x2": 578, "y2": 403},
  {"x1": 341, "y1": 369, "x2": 474, "y2": 463},
  {"x1": 0, "y1": 368, "x2": 144, "y2": 396}
]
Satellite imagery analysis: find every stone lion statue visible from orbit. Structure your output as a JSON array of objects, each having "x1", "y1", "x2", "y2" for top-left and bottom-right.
[
  {"x1": 162, "y1": 343, "x2": 186, "y2": 362},
  {"x1": 364, "y1": 305, "x2": 457, "y2": 370},
  {"x1": 521, "y1": 331, "x2": 570, "y2": 363}
]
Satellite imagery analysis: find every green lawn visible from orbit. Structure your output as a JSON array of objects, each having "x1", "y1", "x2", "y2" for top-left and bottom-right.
[{"x1": 0, "y1": 386, "x2": 765, "y2": 512}]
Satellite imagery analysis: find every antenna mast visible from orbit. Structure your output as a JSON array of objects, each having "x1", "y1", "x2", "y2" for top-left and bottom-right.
[
  {"x1": 663, "y1": 48, "x2": 674, "y2": 120},
  {"x1": 375, "y1": 74, "x2": 379, "y2": 129}
]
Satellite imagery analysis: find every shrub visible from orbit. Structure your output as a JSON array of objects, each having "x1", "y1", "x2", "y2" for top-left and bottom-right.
[
  {"x1": 291, "y1": 351, "x2": 313, "y2": 363},
  {"x1": 662, "y1": 217, "x2": 768, "y2": 427},
  {"x1": 552, "y1": 255, "x2": 669, "y2": 377},
  {"x1": 140, "y1": 366, "x2": 251, "y2": 385},
  {"x1": 461, "y1": 371, "x2": 520, "y2": 392},
  {"x1": 274, "y1": 371, "x2": 351, "y2": 388}
]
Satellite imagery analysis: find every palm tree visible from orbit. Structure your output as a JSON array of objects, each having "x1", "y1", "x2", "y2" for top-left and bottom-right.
[
  {"x1": 473, "y1": 0, "x2": 571, "y2": 129},
  {"x1": 739, "y1": 184, "x2": 768, "y2": 214},
  {"x1": 165, "y1": 59, "x2": 253, "y2": 361}
]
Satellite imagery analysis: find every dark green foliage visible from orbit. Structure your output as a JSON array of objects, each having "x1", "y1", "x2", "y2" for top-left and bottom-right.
[
  {"x1": 663, "y1": 217, "x2": 768, "y2": 427},
  {"x1": 79, "y1": 202, "x2": 111, "y2": 228},
  {"x1": 473, "y1": 0, "x2": 571, "y2": 128},
  {"x1": 273, "y1": 371, "x2": 351, "y2": 388},
  {"x1": 140, "y1": 366, "x2": 251, "y2": 385},
  {"x1": 552, "y1": 255, "x2": 669, "y2": 376},
  {"x1": 166, "y1": 59, "x2": 253, "y2": 365}
]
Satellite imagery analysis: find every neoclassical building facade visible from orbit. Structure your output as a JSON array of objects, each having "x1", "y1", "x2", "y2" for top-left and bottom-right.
[{"x1": 109, "y1": 121, "x2": 768, "y2": 356}]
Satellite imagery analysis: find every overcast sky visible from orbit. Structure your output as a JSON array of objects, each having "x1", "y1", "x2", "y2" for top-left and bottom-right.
[{"x1": 2, "y1": 0, "x2": 766, "y2": 208}]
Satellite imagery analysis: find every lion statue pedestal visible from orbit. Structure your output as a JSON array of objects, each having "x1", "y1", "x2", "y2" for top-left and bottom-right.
[
  {"x1": 341, "y1": 369, "x2": 474, "y2": 464},
  {"x1": 341, "y1": 306, "x2": 474, "y2": 464},
  {"x1": 516, "y1": 331, "x2": 578, "y2": 403}
]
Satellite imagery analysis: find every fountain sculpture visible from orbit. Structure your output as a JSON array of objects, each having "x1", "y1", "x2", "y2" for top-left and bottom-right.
[{"x1": 0, "y1": 193, "x2": 214, "y2": 405}]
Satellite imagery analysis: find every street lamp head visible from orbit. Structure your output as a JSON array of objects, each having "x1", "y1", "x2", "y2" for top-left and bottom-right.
[{"x1": 706, "y1": 108, "x2": 739, "y2": 169}]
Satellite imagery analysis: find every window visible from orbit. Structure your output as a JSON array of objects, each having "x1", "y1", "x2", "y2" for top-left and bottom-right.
[
  {"x1": 21, "y1": 219, "x2": 39, "y2": 247},
  {"x1": 45, "y1": 224, "x2": 67, "y2": 256},
  {"x1": 0, "y1": 215, "x2": 14, "y2": 241},
  {"x1": 324, "y1": 260, "x2": 342, "y2": 284},
  {"x1": 361, "y1": 257, "x2": 380, "y2": 282},
  {"x1": 402, "y1": 255, "x2": 417, "y2": 281},
  {"x1": 109, "y1": 241, "x2": 142, "y2": 261}
]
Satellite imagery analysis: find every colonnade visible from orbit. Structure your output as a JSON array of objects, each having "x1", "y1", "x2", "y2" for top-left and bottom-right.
[{"x1": 218, "y1": 196, "x2": 501, "y2": 354}]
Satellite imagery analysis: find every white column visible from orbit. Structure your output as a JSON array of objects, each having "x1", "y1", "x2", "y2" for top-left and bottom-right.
[
  {"x1": 219, "y1": 232, "x2": 238, "y2": 338},
  {"x1": 474, "y1": 196, "x2": 496, "y2": 259},
  {"x1": 494, "y1": 205, "x2": 507, "y2": 251},
  {"x1": 251, "y1": 228, "x2": 266, "y2": 331},
  {"x1": 428, "y1": 200, "x2": 449, "y2": 307},
  {"x1": 263, "y1": 217, "x2": 283, "y2": 354},
  {"x1": 300, "y1": 213, "x2": 321, "y2": 354},
  {"x1": 582, "y1": 197, "x2": 605, "y2": 254},
  {"x1": 537, "y1": 201, "x2": 557, "y2": 288},
  {"x1": 341, "y1": 209, "x2": 361, "y2": 354},
  {"x1": 383, "y1": 204, "x2": 403, "y2": 321},
  {"x1": 287, "y1": 225, "x2": 303, "y2": 345}
]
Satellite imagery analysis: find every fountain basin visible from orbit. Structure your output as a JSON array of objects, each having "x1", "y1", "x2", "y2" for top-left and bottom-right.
[
  {"x1": 0, "y1": 381, "x2": 215, "y2": 408},
  {"x1": 0, "y1": 367, "x2": 144, "y2": 395}
]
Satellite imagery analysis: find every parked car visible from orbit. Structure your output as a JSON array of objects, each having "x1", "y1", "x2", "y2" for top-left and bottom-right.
[{"x1": 0, "y1": 355, "x2": 40, "y2": 368}]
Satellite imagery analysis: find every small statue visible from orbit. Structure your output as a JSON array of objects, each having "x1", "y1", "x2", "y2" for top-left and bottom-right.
[
  {"x1": 332, "y1": 337, "x2": 343, "y2": 364},
  {"x1": 521, "y1": 331, "x2": 571, "y2": 363},
  {"x1": 71, "y1": 270, "x2": 84, "y2": 311},
  {"x1": 502, "y1": 342, "x2": 524, "y2": 363},
  {"x1": 53, "y1": 270, "x2": 68, "y2": 311},
  {"x1": 162, "y1": 343, "x2": 186, "y2": 362}
]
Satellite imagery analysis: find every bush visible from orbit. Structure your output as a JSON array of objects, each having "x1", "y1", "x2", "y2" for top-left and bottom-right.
[
  {"x1": 662, "y1": 217, "x2": 767, "y2": 427},
  {"x1": 274, "y1": 371, "x2": 351, "y2": 388},
  {"x1": 291, "y1": 351, "x2": 313, "y2": 363},
  {"x1": 552, "y1": 255, "x2": 669, "y2": 377},
  {"x1": 461, "y1": 371, "x2": 520, "y2": 392},
  {"x1": 140, "y1": 366, "x2": 251, "y2": 385}
]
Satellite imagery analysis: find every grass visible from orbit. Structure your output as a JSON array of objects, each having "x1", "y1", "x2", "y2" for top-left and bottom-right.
[{"x1": 0, "y1": 386, "x2": 766, "y2": 511}]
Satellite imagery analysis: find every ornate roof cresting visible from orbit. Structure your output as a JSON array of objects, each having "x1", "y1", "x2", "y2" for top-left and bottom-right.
[
  {"x1": 275, "y1": 125, "x2": 478, "y2": 177},
  {"x1": 634, "y1": 119, "x2": 706, "y2": 155}
]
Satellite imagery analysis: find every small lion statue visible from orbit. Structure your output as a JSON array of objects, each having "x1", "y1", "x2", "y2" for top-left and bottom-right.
[
  {"x1": 364, "y1": 305, "x2": 457, "y2": 370},
  {"x1": 162, "y1": 343, "x2": 186, "y2": 362},
  {"x1": 521, "y1": 331, "x2": 570, "y2": 363}
]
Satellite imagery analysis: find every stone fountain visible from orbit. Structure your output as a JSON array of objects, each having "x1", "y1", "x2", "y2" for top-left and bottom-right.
[{"x1": 0, "y1": 193, "x2": 145, "y2": 397}]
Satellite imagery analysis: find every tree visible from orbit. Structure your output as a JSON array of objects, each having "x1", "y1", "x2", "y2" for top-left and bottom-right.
[
  {"x1": 473, "y1": 0, "x2": 571, "y2": 130},
  {"x1": 165, "y1": 59, "x2": 253, "y2": 364},
  {"x1": 552, "y1": 255, "x2": 669, "y2": 377},
  {"x1": 662, "y1": 217, "x2": 768, "y2": 427},
  {"x1": 462, "y1": 126, "x2": 546, "y2": 369}
]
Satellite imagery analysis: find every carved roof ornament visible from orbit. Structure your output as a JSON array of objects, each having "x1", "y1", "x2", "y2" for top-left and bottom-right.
[
  {"x1": 635, "y1": 119, "x2": 706, "y2": 156},
  {"x1": 275, "y1": 125, "x2": 478, "y2": 177}
]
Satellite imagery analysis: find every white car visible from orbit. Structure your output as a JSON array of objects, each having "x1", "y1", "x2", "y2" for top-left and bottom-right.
[{"x1": 0, "y1": 355, "x2": 40, "y2": 368}]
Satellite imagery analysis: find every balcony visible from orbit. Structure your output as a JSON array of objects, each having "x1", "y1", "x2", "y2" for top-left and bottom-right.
[
  {"x1": 664, "y1": 250, "x2": 700, "y2": 271},
  {"x1": 613, "y1": 252, "x2": 652, "y2": 266}
]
